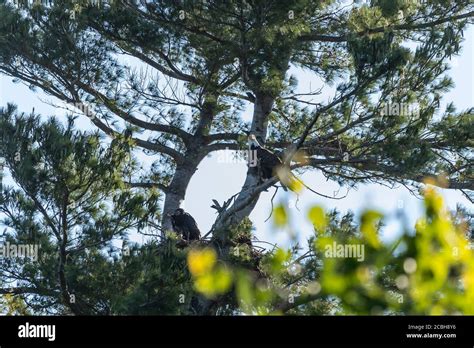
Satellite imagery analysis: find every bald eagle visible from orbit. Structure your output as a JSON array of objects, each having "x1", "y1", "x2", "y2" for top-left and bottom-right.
[
  {"x1": 170, "y1": 208, "x2": 201, "y2": 242},
  {"x1": 248, "y1": 134, "x2": 288, "y2": 191}
]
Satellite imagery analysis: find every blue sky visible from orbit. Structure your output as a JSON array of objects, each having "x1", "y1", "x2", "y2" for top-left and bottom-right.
[{"x1": 0, "y1": 25, "x2": 472, "y2": 251}]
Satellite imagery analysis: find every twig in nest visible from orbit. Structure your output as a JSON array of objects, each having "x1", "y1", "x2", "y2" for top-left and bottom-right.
[{"x1": 252, "y1": 240, "x2": 279, "y2": 249}]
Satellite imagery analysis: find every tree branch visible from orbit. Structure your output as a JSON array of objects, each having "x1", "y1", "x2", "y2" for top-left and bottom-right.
[{"x1": 300, "y1": 10, "x2": 474, "y2": 42}]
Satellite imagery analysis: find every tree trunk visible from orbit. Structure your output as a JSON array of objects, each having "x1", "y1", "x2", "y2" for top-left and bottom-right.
[
  {"x1": 212, "y1": 93, "x2": 276, "y2": 244},
  {"x1": 162, "y1": 96, "x2": 217, "y2": 235},
  {"x1": 161, "y1": 162, "x2": 199, "y2": 235}
]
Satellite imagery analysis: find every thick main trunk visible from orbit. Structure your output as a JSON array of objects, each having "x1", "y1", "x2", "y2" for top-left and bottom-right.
[
  {"x1": 251, "y1": 93, "x2": 274, "y2": 141},
  {"x1": 161, "y1": 162, "x2": 198, "y2": 235},
  {"x1": 161, "y1": 97, "x2": 217, "y2": 236}
]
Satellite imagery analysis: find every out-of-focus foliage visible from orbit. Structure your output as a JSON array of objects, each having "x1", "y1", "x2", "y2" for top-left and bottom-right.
[{"x1": 190, "y1": 184, "x2": 474, "y2": 315}]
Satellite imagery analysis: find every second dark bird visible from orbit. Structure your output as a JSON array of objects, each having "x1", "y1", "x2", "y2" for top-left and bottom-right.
[
  {"x1": 169, "y1": 208, "x2": 201, "y2": 242},
  {"x1": 247, "y1": 134, "x2": 289, "y2": 191}
]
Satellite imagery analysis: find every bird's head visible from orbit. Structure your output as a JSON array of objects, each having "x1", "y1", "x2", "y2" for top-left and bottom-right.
[
  {"x1": 167, "y1": 208, "x2": 184, "y2": 217},
  {"x1": 247, "y1": 133, "x2": 261, "y2": 148},
  {"x1": 174, "y1": 208, "x2": 185, "y2": 215}
]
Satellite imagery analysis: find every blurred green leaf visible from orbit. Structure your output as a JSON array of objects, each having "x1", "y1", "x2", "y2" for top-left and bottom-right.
[
  {"x1": 308, "y1": 206, "x2": 327, "y2": 232},
  {"x1": 273, "y1": 204, "x2": 288, "y2": 227},
  {"x1": 360, "y1": 210, "x2": 383, "y2": 248}
]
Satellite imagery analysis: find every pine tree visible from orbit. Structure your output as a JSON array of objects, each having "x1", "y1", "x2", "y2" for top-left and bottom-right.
[
  {"x1": 0, "y1": 105, "x2": 166, "y2": 314},
  {"x1": 0, "y1": 0, "x2": 473, "y2": 315}
]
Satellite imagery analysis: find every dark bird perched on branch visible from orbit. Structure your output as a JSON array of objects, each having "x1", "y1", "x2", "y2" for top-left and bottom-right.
[
  {"x1": 169, "y1": 208, "x2": 201, "y2": 242},
  {"x1": 247, "y1": 134, "x2": 288, "y2": 191}
]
